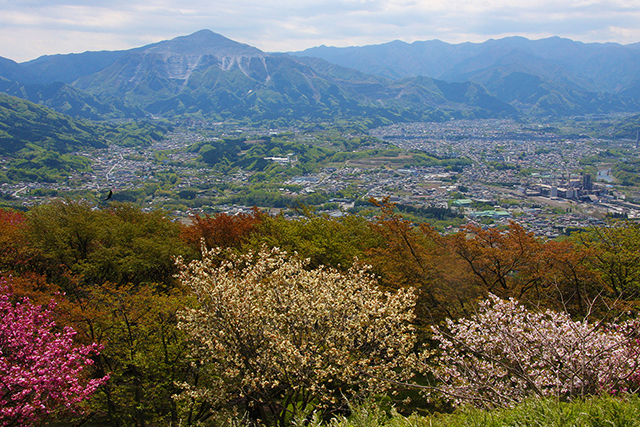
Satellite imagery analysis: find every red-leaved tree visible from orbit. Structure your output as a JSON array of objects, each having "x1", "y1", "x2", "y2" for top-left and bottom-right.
[{"x1": 0, "y1": 280, "x2": 108, "y2": 427}]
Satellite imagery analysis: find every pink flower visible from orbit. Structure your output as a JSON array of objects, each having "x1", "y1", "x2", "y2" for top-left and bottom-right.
[{"x1": 0, "y1": 280, "x2": 108, "y2": 427}]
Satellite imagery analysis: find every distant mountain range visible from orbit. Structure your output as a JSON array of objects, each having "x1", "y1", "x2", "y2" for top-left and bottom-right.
[
  {"x1": 292, "y1": 37, "x2": 640, "y2": 117},
  {"x1": 1, "y1": 30, "x2": 639, "y2": 122}
]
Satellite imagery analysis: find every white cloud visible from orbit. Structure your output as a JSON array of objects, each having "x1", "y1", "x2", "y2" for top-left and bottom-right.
[{"x1": 1, "y1": 0, "x2": 640, "y2": 62}]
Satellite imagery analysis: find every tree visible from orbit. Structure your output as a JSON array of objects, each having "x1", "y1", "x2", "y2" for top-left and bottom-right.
[
  {"x1": 0, "y1": 279, "x2": 107, "y2": 427},
  {"x1": 65, "y1": 283, "x2": 201, "y2": 427},
  {"x1": 577, "y1": 220, "x2": 640, "y2": 307},
  {"x1": 447, "y1": 222, "x2": 546, "y2": 299},
  {"x1": 181, "y1": 208, "x2": 264, "y2": 252},
  {"x1": 428, "y1": 294, "x2": 640, "y2": 408},
  {"x1": 366, "y1": 199, "x2": 475, "y2": 324},
  {"x1": 248, "y1": 208, "x2": 381, "y2": 270},
  {"x1": 176, "y1": 247, "x2": 417, "y2": 426},
  {"x1": 0, "y1": 209, "x2": 31, "y2": 275},
  {"x1": 10, "y1": 201, "x2": 210, "y2": 425},
  {"x1": 447, "y1": 222, "x2": 601, "y2": 317},
  {"x1": 536, "y1": 239, "x2": 600, "y2": 316},
  {"x1": 26, "y1": 200, "x2": 188, "y2": 290}
]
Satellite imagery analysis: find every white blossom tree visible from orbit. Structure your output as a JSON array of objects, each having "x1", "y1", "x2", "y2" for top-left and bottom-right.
[
  {"x1": 176, "y1": 247, "x2": 417, "y2": 426},
  {"x1": 428, "y1": 294, "x2": 640, "y2": 408}
]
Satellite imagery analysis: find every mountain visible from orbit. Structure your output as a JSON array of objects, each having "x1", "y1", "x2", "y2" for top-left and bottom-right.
[
  {"x1": 21, "y1": 50, "x2": 127, "y2": 85},
  {"x1": 70, "y1": 36, "x2": 373, "y2": 120},
  {"x1": 0, "y1": 79, "x2": 144, "y2": 120},
  {"x1": 1, "y1": 30, "x2": 639, "y2": 121},
  {"x1": 483, "y1": 72, "x2": 639, "y2": 116},
  {"x1": 291, "y1": 37, "x2": 640, "y2": 93},
  {"x1": 0, "y1": 56, "x2": 37, "y2": 84},
  {"x1": 0, "y1": 50, "x2": 141, "y2": 120},
  {"x1": 0, "y1": 92, "x2": 173, "y2": 183},
  {"x1": 291, "y1": 36, "x2": 640, "y2": 115},
  {"x1": 292, "y1": 40, "x2": 476, "y2": 81},
  {"x1": 68, "y1": 30, "x2": 512, "y2": 121}
]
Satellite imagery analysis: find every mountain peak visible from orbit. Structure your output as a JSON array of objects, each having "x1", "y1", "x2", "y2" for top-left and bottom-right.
[{"x1": 140, "y1": 30, "x2": 264, "y2": 57}]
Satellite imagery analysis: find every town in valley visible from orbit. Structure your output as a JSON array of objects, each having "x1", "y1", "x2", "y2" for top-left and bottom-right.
[{"x1": 2, "y1": 115, "x2": 639, "y2": 239}]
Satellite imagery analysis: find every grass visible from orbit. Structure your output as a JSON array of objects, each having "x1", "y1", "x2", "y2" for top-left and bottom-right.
[{"x1": 322, "y1": 395, "x2": 640, "y2": 427}]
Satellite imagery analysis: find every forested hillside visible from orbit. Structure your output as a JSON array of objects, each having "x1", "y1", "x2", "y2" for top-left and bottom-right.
[
  {"x1": 2, "y1": 200, "x2": 640, "y2": 426},
  {"x1": 0, "y1": 93, "x2": 171, "y2": 183},
  {"x1": 0, "y1": 92, "x2": 108, "y2": 155}
]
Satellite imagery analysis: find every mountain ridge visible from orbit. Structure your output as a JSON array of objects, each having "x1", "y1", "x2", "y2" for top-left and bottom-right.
[
  {"x1": 290, "y1": 36, "x2": 640, "y2": 95},
  {"x1": 0, "y1": 30, "x2": 638, "y2": 122}
]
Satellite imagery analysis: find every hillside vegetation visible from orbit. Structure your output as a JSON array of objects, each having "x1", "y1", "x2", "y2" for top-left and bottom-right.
[{"x1": 0, "y1": 93, "x2": 171, "y2": 183}]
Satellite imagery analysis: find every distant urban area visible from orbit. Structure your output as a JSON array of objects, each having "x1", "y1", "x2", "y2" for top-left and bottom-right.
[{"x1": 2, "y1": 116, "x2": 640, "y2": 238}]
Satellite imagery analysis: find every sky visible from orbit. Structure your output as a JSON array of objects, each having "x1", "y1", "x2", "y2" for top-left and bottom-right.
[{"x1": 1, "y1": 0, "x2": 640, "y2": 63}]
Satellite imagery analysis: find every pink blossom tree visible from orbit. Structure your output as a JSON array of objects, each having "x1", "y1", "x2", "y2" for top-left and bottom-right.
[
  {"x1": 428, "y1": 294, "x2": 640, "y2": 408},
  {"x1": 0, "y1": 281, "x2": 107, "y2": 426}
]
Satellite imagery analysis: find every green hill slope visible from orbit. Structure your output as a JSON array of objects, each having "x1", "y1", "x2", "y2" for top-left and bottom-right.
[
  {"x1": 0, "y1": 92, "x2": 108, "y2": 155},
  {"x1": 0, "y1": 93, "x2": 169, "y2": 183}
]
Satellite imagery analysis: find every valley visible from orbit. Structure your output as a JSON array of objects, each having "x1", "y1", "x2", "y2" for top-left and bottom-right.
[
  {"x1": 2, "y1": 113, "x2": 639, "y2": 238},
  {"x1": 2, "y1": 30, "x2": 640, "y2": 238}
]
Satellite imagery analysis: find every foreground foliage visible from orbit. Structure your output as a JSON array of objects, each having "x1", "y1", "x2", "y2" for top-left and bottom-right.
[
  {"x1": 3, "y1": 202, "x2": 640, "y2": 425},
  {"x1": 68, "y1": 283, "x2": 201, "y2": 426}
]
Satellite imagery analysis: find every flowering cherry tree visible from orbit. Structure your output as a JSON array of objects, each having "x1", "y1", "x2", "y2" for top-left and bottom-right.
[
  {"x1": 177, "y1": 247, "x2": 417, "y2": 426},
  {"x1": 429, "y1": 294, "x2": 640, "y2": 408},
  {"x1": 0, "y1": 282, "x2": 107, "y2": 426}
]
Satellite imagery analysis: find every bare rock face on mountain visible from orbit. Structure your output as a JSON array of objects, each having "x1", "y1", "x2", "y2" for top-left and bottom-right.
[
  {"x1": 128, "y1": 30, "x2": 270, "y2": 82},
  {"x1": 73, "y1": 30, "x2": 269, "y2": 96}
]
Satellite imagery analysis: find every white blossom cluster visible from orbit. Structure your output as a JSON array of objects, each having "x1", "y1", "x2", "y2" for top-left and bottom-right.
[
  {"x1": 176, "y1": 246, "x2": 417, "y2": 421},
  {"x1": 429, "y1": 294, "x2": 640, "y2": 408}
]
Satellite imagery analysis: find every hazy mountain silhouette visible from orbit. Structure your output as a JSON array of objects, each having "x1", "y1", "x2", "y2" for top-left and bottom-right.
[{"x1": 292, "y1": 36, "x2": 640, "y2": 93}]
